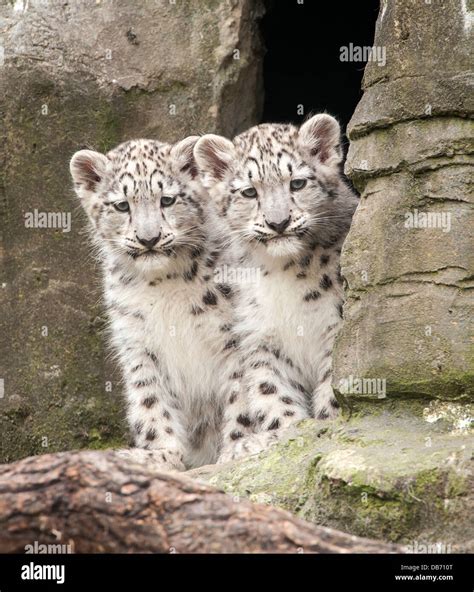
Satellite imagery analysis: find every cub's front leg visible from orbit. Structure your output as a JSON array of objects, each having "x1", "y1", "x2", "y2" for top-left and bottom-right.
[
  {"x1": 311, "y1": 324, "x2": 341, "y2": 420},
  {"x1": 119, "y1": 346, "x2": 187, "y2": 472},
  {"x1": 312, "y1": 371, "x2": 340, "y2": 420},
  {"x1": 217, "y1": 346, "x2": 310, "y2": 463},
  {"x1": 217, "y1": 378, "x2": 270, "y2": 463}
]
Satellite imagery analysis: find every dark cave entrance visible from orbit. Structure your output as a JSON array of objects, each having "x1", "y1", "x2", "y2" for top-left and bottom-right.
[{"x1": 260, "y1": 0, "x2": 380, "y2": 142}]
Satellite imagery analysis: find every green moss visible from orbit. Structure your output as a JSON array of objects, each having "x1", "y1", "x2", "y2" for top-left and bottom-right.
[{"x1": 94, "y1": 104, "x2": 122, "y2": 154}]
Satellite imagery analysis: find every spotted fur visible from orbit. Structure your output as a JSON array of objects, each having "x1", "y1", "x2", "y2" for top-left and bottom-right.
[
  {"x1": 195, "y1": 114, "x2": 359, "y2": 461},
  {"x1": 70, "y1": 138, "x2": 243, "y2": 470}
]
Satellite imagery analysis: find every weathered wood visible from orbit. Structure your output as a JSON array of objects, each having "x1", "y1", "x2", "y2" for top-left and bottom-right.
[{"x1": 0, "y1": 450, "x2": 402, "y2": 553}]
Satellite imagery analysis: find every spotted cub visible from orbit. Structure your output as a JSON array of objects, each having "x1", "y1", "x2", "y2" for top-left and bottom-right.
[
  {"x1": 194, "y1": 114, "x2": 358, "y2": 460},
  {"x1": 70, "y1": 138, "x2": 243, "y2": 470}
]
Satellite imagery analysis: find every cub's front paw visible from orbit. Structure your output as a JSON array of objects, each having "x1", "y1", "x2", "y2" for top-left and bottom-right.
[
  {"x1": 312, "y1": 382, "x2": 340, "y2": 420},
  {"x1": 115, "y1": 447, "x2": 186, "y2": 472},
  {"x1": 218, "y1": 433, "x2": 278, "y2": 463}
]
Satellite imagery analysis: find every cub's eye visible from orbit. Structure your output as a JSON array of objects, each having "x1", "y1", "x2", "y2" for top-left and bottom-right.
[
  {"x1": 161, "y1": 195, "x2": 176, "y2": 207},
  {"x1": 241, "y1": 187, "x2": 258, "y2": 198},
  {"x1": 113, "y1": 201, "x2": 130, "y2": 212},
  {"x1": 290, "y1": 178, "x2": 307, "y2": 191}
]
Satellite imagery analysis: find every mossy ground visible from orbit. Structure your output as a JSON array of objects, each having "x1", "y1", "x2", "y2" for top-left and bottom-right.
[{"x1": 189, "y1": 401, "x2": 473, "y2": 550}]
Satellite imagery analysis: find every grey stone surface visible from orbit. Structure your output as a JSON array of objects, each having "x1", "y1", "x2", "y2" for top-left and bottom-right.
[{"x1": 333, "y1": 0, "x2": 474, "y2": 404}]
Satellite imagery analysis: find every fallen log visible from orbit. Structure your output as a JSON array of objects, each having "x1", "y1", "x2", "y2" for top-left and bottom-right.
[{"x1": 0, "y1": 450, "x2": 402, "y2": 553}]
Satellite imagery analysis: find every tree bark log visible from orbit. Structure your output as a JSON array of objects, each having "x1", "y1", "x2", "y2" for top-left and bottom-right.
[{"x1": 0, "y1": 450, "x2": 402, "y2": 553}]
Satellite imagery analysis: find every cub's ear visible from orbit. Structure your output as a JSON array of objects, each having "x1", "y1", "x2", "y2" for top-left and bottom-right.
[
  {"x1": 194, "y1": 134, "x2": 235, "y2": 182},
  {"x1": 298, "y1": 114, "x2": 342, "y2": 168},
  {"x1": 170, "y1": 135, "x2": 200, "y2": 178},
  {"x1": 70, "y1": 150, "x2": 109, "y2": 195}
]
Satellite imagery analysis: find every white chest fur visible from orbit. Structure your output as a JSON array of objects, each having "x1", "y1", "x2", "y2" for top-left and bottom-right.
[
  {"x1": 105, "y1": 275, "x2": 229, "y2": 404},
  {"x1": 238, "y1": 257, "x2": 343, "y2": 385}
]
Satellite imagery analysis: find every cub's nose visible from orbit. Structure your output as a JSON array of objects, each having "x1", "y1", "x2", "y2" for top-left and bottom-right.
[
  {"x1": 265, "y1": 217, "x2": 291, "y2": 234},
  {"x1": 136, "y1": 234, "x2": 161, "y2": 249}
]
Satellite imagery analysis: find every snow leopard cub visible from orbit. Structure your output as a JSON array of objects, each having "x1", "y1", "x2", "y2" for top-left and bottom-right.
[
  {"x1": 195, "y1": 114, "x2": 358, "y2": 461},
  {"x1": 70, "y1": 138, "x2": 242, "y2": 470}
]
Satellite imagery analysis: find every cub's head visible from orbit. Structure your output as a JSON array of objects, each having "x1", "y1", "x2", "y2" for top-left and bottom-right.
[
  {"x1": 70, "y1": 137, "x2": 204, "y2": 274},
  {"x1": 194, "y1": 114, "x2": 356, "y2": 260}
]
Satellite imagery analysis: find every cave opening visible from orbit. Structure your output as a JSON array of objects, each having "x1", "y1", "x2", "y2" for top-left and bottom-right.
[{"x1": 260, "y1": 0, "x2": 380, "y2": 142}]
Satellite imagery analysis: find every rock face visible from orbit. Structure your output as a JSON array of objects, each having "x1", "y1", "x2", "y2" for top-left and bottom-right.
[
  {"x1": 0, "y1": 0, "x2": 264, "y2": 462},
  {"x1": 333, "y1": 0, "x2": 474, "y2": 404}
]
